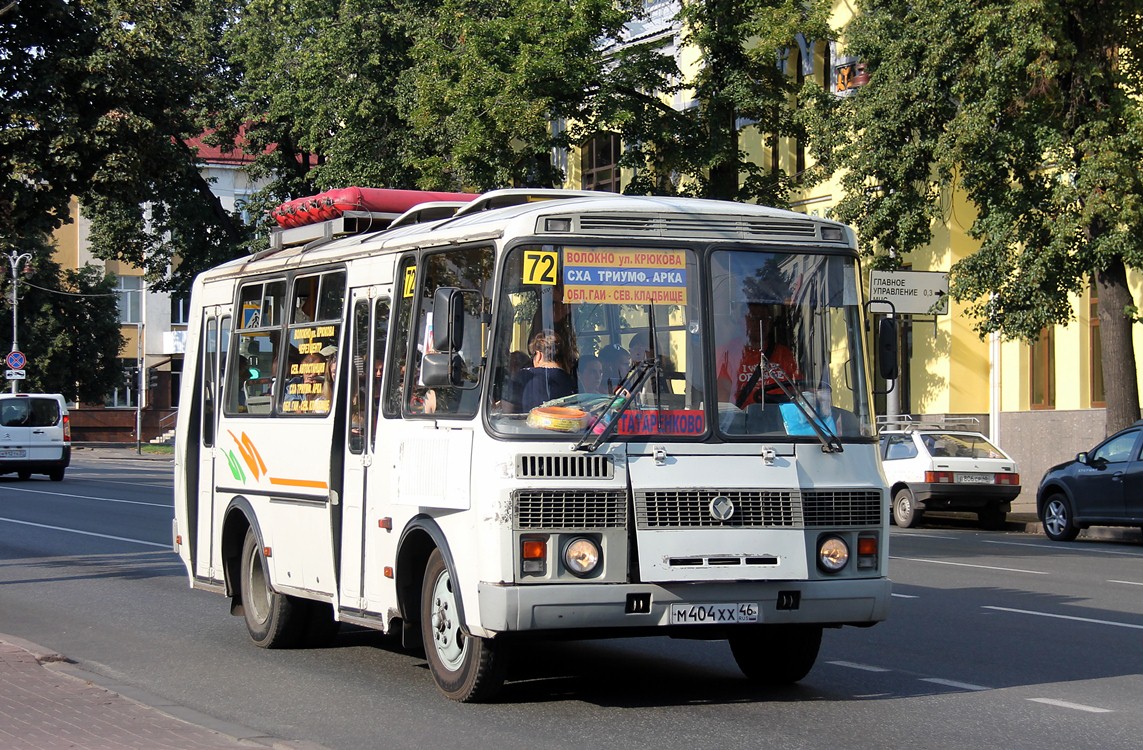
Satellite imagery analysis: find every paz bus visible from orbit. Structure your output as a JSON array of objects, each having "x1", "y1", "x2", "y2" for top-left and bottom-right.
[{"x1": 173, "y1": 187, "x2": 895, "y2": 702}]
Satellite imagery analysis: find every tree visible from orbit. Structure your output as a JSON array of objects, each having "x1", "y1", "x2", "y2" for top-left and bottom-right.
[
  {"x1": 401, "y1": 0, "x2": 635, "y2": 191},
  {"x1": 215, "y1": 0, "x2": 423, "y2": 243},
  {"x1": 402, "y1": 0, "x2": 832, "y2": 203},
  {"x1": 0, "y1": 238, "x2": 125, "y2": 402},
  {"x1": 800, "y1": 0, "x2": 1143, "y2": 434},
  {"x1": 599, "y1": 0, "x2": 833, "y2": 203},
  {"x1": 1, "y1": 1, "x2": 247, "y2": 293}
]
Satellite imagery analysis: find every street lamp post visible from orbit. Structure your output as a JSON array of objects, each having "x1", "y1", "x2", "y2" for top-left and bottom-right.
[{"x1": 5, "y1": 250, "x2": 32, "y2": 394}]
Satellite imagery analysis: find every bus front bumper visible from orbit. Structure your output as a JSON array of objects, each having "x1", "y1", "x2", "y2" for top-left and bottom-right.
[{"x1": 476, "y1": 577, "x2": 891, "y2": 636}]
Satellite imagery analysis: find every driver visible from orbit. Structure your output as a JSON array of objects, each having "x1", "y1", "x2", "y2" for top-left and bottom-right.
[{"x1": 716, "y1": 302, "x2": 800, "y2": 405}]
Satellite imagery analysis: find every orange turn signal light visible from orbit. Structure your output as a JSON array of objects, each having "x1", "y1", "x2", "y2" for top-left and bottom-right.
[{"x1": 522, "y1": 540, "x2": 546, "y2": 560}]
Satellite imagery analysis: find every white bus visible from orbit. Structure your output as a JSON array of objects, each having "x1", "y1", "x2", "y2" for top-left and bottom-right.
[{"x1": 173, "y1": 189, "x2": 894, "y2": 702}]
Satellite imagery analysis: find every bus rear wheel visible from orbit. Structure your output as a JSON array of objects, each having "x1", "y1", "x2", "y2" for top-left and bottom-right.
[
  {"x1": 240, "y1": 528, "x2": 305, "y2": 648},
  {"x1": 729, "y1": 624, "x2": 822, "y2": 685},
  {"x1": 420, "y1": 548, "x2": 508, "y2": 702}
]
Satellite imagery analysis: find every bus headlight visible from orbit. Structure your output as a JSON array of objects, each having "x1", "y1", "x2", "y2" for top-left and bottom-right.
[
  {"x1": 563, "y1": 537, "x2": 601, "y2": 577},
  {"x1": 818, "y1": 536, "x2": 849, "y2": 573}
]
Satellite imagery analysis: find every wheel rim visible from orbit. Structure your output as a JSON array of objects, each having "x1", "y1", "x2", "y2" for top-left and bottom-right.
[
  {"x1": 1044, "y1": 499, "x2": 1068, "y2": 536},
  {"x1": 895, "y1": 494, "x2": 911, "y2": 521},
  {"x1": 245, "y1": 545, "x2": 271, "y2": 625},
  {"x1": 429, "y1": 568, "x2": 465, "y2": 671}
]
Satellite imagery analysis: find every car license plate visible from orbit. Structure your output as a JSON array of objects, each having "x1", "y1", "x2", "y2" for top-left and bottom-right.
[
  {"x1": 0, "y1": 449, "x2": 26, "y2": 458},
  {"x1": 669, "y1": 602, "x2": 759, "y2": 625},
  {"x1": 956, "y1": 472, "x2": 994, "y2": 484}
]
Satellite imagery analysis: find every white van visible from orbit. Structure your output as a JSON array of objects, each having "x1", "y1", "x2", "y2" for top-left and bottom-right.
[{"x1": 0, "y1": 393, "x2": 71, "y2": 481}]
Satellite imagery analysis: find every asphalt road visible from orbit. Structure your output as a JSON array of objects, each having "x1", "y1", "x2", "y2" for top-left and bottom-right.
[{"x1": 1, "y1": 450, "x2": 1141, "y2": 749}]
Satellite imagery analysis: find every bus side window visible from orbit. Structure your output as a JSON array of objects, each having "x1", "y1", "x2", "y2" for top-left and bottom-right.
[{"x1": 384, "y1": 256, "x2": 416, "y2": 419}]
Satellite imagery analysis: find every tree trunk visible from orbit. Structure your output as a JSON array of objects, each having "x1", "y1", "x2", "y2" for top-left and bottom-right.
[{"x1": 1096, "y1": 256, "x2": 1140, "y2": 435}]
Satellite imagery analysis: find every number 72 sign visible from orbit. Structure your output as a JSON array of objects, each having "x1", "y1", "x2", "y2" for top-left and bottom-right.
[{"x1": 522, "y1": 250, "x2": 559, "y2": 285}]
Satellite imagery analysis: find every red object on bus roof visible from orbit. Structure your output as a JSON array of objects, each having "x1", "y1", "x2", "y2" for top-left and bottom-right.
[{"x1": 271, "y1": 187, "x2": 477, "y2": 228}]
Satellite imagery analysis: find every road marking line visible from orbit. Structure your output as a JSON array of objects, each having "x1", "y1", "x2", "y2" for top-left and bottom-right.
[
  {"x1": 984, "y1": 540, "x2": 1143, "y2": 558},
  {"x1": 891, "y1": 593, "x2": 919, "y2": 598},
  {"x1": 921, "y1": 678, "x2": 990, "y2": 691},
  {"x1": 0, "y1": 487, "x2": 169, "y2": 508},
  {"x1": 0, "y1": 516, "x2": 167, "y2": 548},
  {"x1": 1109, "y1": 579, "x2": 1143, "y2": 586},
  {"x1": 983, "y1": 606, "x2": 1143, "y2": 630},
  {"x1": 891, "y1": 556, "x2": 1048, "y2": 574},
  {"x1": 827, "y1": 661, "x2": 891, "y2": 672},
  {"x1": 891, "y1": 532, "x2": 957, "y2": 540},
  {"x1": 1027, "y1": 698, "x2": 1111, "y2": 713}
]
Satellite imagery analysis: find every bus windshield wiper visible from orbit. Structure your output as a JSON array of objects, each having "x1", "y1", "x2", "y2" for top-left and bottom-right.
[
  {"x1": 573, "y1": 359, "x2": 655, "y2": 453},
  {"x1": 754, "y1": 353, "x2": 843, "y2": 454}
]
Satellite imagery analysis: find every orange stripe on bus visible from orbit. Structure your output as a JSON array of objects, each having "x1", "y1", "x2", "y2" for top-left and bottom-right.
[{"x1": 268, "y1": 477, "x2": 329, "y2": 489}]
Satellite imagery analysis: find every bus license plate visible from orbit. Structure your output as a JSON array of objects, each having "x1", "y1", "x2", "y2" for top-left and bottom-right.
[
  {"x1": 0, "y1": 449, "x2": 26, "y2": 458},
  {"x1": 956, "y1": 472, "x2": 994, "y2": 484},
  {"x1": 670, "y1": 602, "x2": 759, "y2": 625}
]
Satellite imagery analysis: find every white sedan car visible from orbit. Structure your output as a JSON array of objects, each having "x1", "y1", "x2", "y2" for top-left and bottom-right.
[{"x1": 878, "y1": 426, "x2": 1020, "y2": 529}]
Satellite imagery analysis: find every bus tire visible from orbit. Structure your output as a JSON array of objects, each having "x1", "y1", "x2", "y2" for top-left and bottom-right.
[
  {"x1": 729, "y1": 624, "x2": 822, "y2": 685},
  {"x1": 240, "y1": 528, "x2": 305, "y2": 648},
  {"x1": 420, "y1": 548, "x2": 508, "y2": 702}
]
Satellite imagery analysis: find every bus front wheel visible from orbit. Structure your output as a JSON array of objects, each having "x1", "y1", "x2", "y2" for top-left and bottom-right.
[
  {"x1": 729, "y1": 624, "x2": 822, "y2": 685},
  {"x1": 240, "y1": 528, "x2": 305, "y2": 648},
  {"x1": 420, "y1": 548, "x2": 508, "y2": 702}
]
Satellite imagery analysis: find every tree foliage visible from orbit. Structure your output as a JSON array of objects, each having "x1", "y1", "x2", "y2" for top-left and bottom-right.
[
  {"x1": 0, "y1": 238, "x2": 125, "y2": 402},
  {"x1": 801, "y1": 0, "x2": 1143, "y2": 432},
  {"x1": 1, "y1": 1, "x2": 247, "y2": 294}
]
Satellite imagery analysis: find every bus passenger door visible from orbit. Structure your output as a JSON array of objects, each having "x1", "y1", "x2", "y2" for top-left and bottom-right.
[
  {"x1": 195, "y1": 310, "x2": 229, "y2": 582},
  {"x1": 339, "y1": 291, "x2": 389, "y2": 608}
]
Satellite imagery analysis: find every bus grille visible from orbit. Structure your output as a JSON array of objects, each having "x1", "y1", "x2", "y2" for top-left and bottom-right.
[
  {"x1": 513, "y1": 489, "x2": 628, "y2": 529},
  {"x1": 635, "y1": 490, "x2": 801, "y2": 528},
  {"x1": 802, "y1": 489, "x2": 884, "y2": 526},
  {"x1": 516, "y1": 454, "x2": 613, "y2": 479}
]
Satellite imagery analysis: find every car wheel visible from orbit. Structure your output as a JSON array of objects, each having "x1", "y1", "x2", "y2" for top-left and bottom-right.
[
  {"x1": 240, "y1": 528, "x2": 306, "y2": 648},
  {"x1": 16, "y1": 470, "x2": 30, "y2": 481},
  {"x1": 729, "y1": 624, "x2": 822, "y2": 685},
  {"x1": 1041, "y1": 493, "x2": 1079, "y2": 542},
  {"x1": 48, "y1": 468, "x2": 64, "y2": 482},
  {"x1": 892, "y1": 488, "x2": 921, "y2": 528},
  {"x1": 978, "y1": 507, "x2": 1006, "y2": 530},
  {"x1": 421, "y1": 548, "x2": 508, "y2": 702}
]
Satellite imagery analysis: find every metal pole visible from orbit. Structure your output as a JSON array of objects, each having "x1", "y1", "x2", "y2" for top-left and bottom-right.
[
  {"x1": 6, "y1": 250, "x2": 31, "y2": 394},
  {"x1": 136, "y1": 321, "x2": 143, "y2": 454}
]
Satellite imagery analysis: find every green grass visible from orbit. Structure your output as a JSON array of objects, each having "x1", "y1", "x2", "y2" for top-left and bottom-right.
[{"x1": 140, "y1": 444, "x2": 174, "y2": 455}]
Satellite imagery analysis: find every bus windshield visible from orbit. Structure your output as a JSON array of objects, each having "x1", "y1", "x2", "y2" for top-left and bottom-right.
[{"x1": 486, "y1": 244, "x2": 873, "y2": 441}]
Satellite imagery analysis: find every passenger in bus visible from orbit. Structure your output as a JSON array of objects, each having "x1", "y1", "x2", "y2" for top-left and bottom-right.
[
  {"x1": 597, "y1": 343, "x2": 631, "y2": 393},
  {"x1": 716, "y1": 302, "x2": 800, "y2": 405},
  {"x1": 576, "y1": 353, "x2": 603, "y2": 393},
  {"x1": 320, "y1": 345, "x2": 338, "y2": 403},
  {"x1": 515, "y1": 329, "x2": 576, "y2": 411},
  {"x1": 628, "y1": 331, "x2": 674, "y2": 393}
]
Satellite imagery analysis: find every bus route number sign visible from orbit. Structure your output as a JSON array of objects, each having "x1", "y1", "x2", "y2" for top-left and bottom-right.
[{"x1": 669, "y1": 602, "x2": 759, "y2": 625}]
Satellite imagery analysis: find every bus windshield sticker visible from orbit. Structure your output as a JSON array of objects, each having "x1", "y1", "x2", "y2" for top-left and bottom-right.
[{"x1": 562, "y1": 248, "x2": 687, "y2": 305}]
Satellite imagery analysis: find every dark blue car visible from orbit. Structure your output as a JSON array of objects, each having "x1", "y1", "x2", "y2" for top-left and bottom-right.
[{"x1": 1036, "y1": 420, "x2": 1143, "y2": 541}]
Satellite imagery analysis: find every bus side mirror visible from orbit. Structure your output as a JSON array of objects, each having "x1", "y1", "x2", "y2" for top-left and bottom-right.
[
  {"x1": 877, "y1": 317, "x2": 898, "y2": 380},
  {"x1": 422, "y1": 352, "x2": 464, "y2": 387},
  {"x1": 431, "y1": 287, "x2": 466, "y2": 352}
]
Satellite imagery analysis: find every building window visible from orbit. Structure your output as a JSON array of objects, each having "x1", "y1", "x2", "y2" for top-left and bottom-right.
[
  {"x1": 1030, "y1": 327, "x2": 1054, "y2": 410},
  {"x1": 117, "y1": 275, "x2": 143, "y2": 324},
  {"x1": 171, "y1": 293, "x2": 190, "y2": 326},
  {"x1": 582, "y1": 133, "x2": 621, "y2": 192}
]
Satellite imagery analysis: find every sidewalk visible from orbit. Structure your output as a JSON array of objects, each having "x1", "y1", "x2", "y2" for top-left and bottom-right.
[{"x1": 0, "y1": 635, "x2": 328, "y2": 750}]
